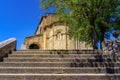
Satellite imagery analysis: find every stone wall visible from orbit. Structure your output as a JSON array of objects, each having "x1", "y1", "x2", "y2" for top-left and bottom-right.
[
  {"x1": 102, "y1": 40, "x2": 120, "y2": 54},
  {"x1": 24, "y1": 14, "x2": 93, "y2": 50},
  {"x1": 24, "y1": 24, "x2": 93, "y2": 50},
  {"x1": 0, "y1": 38, "x2": 16, "y2": 59},
  {"x1": 24, "y1": 35, "x2": 41, "y2": 49}
]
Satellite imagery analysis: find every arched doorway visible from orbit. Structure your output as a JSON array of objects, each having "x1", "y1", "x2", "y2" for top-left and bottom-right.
[{"x1": 29, "y1": 44, "x2": 39, "y2": 49}]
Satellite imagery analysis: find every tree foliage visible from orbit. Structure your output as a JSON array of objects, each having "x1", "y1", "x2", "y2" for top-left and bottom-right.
[
  {"x1": 41, "y1": 0, "x2": 120, "y2": 49},
  {"x1": 111, "y1": 6, "x2": 120, "y2": 31}
]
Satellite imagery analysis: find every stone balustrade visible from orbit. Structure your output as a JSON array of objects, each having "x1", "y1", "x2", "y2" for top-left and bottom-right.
[
  {"x1": 0, "y1": 38, "x2": 16, "y2": 60},
  {"x1": 102, "y1": 40, "x2": 120, "y2": 54}
]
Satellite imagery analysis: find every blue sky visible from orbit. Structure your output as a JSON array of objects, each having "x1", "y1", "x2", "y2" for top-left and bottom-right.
[{"x1": 0, "y1": 0, "x2": 52, "y2": 49}]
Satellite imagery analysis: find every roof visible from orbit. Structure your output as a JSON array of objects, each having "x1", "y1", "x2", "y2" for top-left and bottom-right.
[{"x1": 35, "y1": 13, "x2": 54, "y2": 34}]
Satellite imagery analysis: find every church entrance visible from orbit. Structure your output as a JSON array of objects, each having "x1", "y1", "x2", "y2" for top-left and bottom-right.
[{"x1": 29, "y1": 44, "x2": 39, "y2": 49}]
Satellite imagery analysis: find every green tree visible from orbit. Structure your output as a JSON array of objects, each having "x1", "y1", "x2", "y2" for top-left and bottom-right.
[
  {"x1": 110, "y1": 6, "x2": 120, "y2": 40},
  {"x1": 111, "y1": 6, "x2": 120, "y2": 31},
  {"x1": 41, "y1": 0, "x2": 120, "y2": 49}
]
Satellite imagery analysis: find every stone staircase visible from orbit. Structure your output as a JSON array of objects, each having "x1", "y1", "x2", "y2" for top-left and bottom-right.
[{"x1": 0, "y1": 50, "x2": 120, "y2": 80}]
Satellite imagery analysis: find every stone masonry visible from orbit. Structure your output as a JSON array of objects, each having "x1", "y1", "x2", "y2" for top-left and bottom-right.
[
  {"x1": 22, "y1": 13, "x2": 92, "y2": 50},
  {"x1": 0, "y1": 38, "x2": 16, "y2": 58},
  {"x1": 102, "y1": 40, "x2": 120, "y2": 54}
]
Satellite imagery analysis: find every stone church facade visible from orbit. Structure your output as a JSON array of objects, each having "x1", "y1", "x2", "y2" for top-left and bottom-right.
[{"x1": 22, "y1": 13, "x2": 92, "y2": 50}]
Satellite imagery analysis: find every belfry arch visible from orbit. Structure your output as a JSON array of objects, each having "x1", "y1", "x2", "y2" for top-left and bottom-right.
[{"x1": 29, "y1": 44, "x2": 39, "y2": 49}]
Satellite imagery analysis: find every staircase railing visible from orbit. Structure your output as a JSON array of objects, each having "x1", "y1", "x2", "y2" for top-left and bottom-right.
[{"x1": 0, "y1": 38, "x2": 16, "y2": 60}]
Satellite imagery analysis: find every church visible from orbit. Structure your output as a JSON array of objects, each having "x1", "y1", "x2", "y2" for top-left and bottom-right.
[{"x1": 21, "y1": 13, "x2": 92, "y2": 50}]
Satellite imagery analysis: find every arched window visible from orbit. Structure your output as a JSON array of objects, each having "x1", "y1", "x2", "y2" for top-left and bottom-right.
[
  {"x1": 56, "y1": 31, "x2": 62, "y2": 40},
  {"x1": 29, "y1": 44, "x2": 39, "y2": 49}
]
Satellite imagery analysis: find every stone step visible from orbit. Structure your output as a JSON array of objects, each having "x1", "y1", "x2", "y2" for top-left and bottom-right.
[
  {"x1": 3, "y1": 57, "x2": 120, "y2": 67},
  {"x1": 10, "y1": 53, "x2": 114, "y2": 57},
  {"x1": 80, "y1": 58, "x2": 119, "y2": 62},
  {"x1": 8, "y1": 54, "x2": 87, "y2": 58},
  {"x1": 4, "y1": 58, "x2": 77, "y2": 62},
  {"x1": 71, "y1": 58, "x2": 118, "y2": 62},
  {"x1": 5, "y1": 56, "x2": 120, "y2": 62},
  {"x1": 13, "y1": 51, "x2": 51, "y2": 54},
  {"x1": 8, "y1": 54, "x2": 116, "y2": 59},
  {"x1": 0, "y1": 67, "x2": 119, "y2": 74},
  {"x1": 0, "y1": 74, "x2": 119, "y2": 80},
  {"x1": 12, "y1": 50, "x2": 106, "y2": 55},
  {"x1": 3, "y1": 57, "x2": 119, "y2": 63},
  {"x1": 0, "y1": 62, "x2": 120, "y2": 67},
  {"x1": 71, "y1": 62, "x2": 120, "y2": 67},
  {"x1": 13, "y1": 50, "x2": 103, "y2": 54},
  {"x1": 0, "y1": 62, "x2": 71, "y2": 67}
]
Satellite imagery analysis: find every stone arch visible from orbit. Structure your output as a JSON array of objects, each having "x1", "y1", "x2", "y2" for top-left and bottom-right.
[
  {"x1": 55, "y1": 29, "x2": 63, "y2": 34},
  {"x1": 29, "y1": 43, "x2": 39, "y2": 49}
]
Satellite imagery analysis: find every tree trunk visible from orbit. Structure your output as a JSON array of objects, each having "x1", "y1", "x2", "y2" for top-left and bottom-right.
[
  {"x1": 100, "y1": 34, "x2": 104, "y2": 49},
  {"x1": 91, "y1": 27, "x2": 98, "y2": 50},
  {"x1": 90, "y1": 15, "x2": 98, "y2": 50}
]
